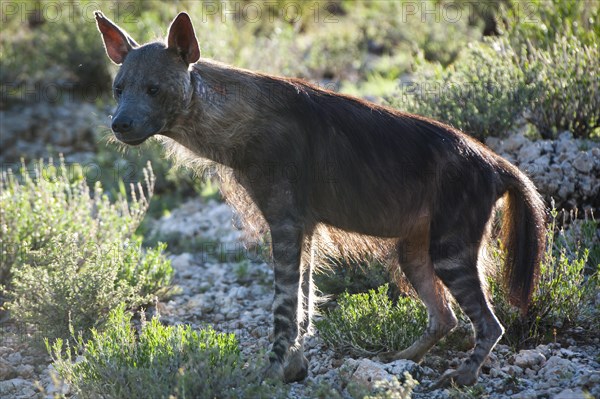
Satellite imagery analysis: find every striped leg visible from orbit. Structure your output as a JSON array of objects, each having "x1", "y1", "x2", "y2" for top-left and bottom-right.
[
  {"x1": 283, "y1": 236, "x2": 315, "y2": 382},
  {"x1": 299, "y1": 237, "x2": 315, "y2": 337},
  {"x1": 264, "y1": 221, "x2": 304, "y2": 382},
  {"x1": 380, "y1": 233, "x2": 457, "y2": 363},
  {"x1": 431, "y1": 239, "x2": 504, "y2": 387}
]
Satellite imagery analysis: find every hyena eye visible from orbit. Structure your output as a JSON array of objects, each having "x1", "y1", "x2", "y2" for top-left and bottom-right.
[
  {"x1": 114, "y1": 87, "x2": 123, "y2": 98},
  {"x1": 147, "y1": 85, "x2": 159, "y2": 96}
]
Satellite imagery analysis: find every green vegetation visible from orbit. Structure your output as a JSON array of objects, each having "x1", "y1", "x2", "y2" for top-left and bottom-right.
[
  {"x1": 391, "y1": 0, "x2": 600, "y2": 139},
  {"x1": 315, "y1": 259, "x2": 393, "y2": 299},
  {"x1": 397, "y1": 39, "x2": 525, "y2": 139},
  {"x1": 315, "y1": 284, "x2": 427, "y2": 356},
  {"x1": 490, "y1": 205, "x2": 600, "y2": 348},
  {"x1": 1, "y1": 157, "x2": 172, "y2": 341},
  {"x1": 48, "y1": 304, "x2": 283, "y2": 398},
  {"x1": 523, "y1": 35, "x2": 600, "y2": 139}
]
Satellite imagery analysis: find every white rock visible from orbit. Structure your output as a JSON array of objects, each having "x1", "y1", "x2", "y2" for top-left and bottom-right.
[
  {"x1": 0, "y1": 359, "x2": 15, "y2": 380},
  {"x1": 539, "y1": 140, "x2": 554, "y2": 154},
  {"x1": 513, "y1": 349, "x2": 546, "y2": 369},
  {"x1": 503, "y1": 133, "x2": 528, "y2": 152},
  {"x1": 574, "y1": 370, "x2": 600, "y2": 394},
  {"x1": 533, "y1": 154, "x2": 551, "y2": 170},
  {"x1": 6, "y1": 352, "x2": 21, "y2": 363},
  {"x1": 556, "y1": 137, "x2": 576, "y2": 154},
  {"x1": 0, "y1": 378, "x2": 36, "y2": 397},
  {"x1": 558, "y1": 131, "x2": 574, "y2": 141},
  {"x1": 15, "y1": 364, "x2": 34, "y2": 378},
  {"x1": 511, "y1": 389, "x2": 538, "y2": 399},
  {"x1": 350, "y1": 358, "x2": 393, "y2": 388},
  {"x1": 489, "y1": 368, "x2": 508, "y2": 379},
  {"x1": 501, "y1": 364, "x2": 524, "y2": 376},
  {"x1": 539, "y1": 356, "x2": 575, "y2": 380},
  {"x1": 171, "y1": 252, "x2": 194, "y2": 270},
  {"x1": 558, "y1": 181, "x2": 575, "y2": 200},
  {"x1": 383, "y1": 359, "x2": 420, "y2": 378},
  {"x1": 554, "y1": 388, "x2": 586, "y2": 399},
  {"x1": 572, "y1": 152, "x2": 594, "y2": 173},
  {"x1": 518, "y1": 143, "x2": 542, "y2": 164}
]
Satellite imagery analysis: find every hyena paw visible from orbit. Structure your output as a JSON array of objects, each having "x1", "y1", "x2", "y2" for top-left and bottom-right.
[
  {"x1": 431, "y1": 367, "x2": 478, "y2": 389},
  {"x1": 378, "y1": 347, "x2": 424, "y2": 364},
  {"x1": 284, "y1": 355, "x2": 308, "y2": 383},
  {"x1": 263, "y1": 361, "x2": 284, "y2": 382}
]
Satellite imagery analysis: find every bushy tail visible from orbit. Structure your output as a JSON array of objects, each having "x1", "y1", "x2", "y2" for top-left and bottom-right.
[{"x1": 498, "y1": 159, "x2": 546, "y2": 313}]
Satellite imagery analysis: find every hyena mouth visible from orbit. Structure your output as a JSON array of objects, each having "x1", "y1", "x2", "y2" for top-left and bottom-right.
[{"x1": 115, "y1": 134, "x2": 151, "y2": 146}]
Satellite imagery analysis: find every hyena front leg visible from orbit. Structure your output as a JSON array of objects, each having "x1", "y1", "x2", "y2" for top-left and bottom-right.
[
  {"x1": 264, "y1": 220, "x2": 305, "y2": 382},
  {"x1": 283, "y1": 236, "x2": 315, "y2": 382}
]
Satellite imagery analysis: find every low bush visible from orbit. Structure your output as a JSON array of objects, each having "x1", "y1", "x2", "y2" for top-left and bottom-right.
[
  {"x1": 48, "y1": 304, "x2": 282, "y2": 398},
  {"x1": 489, "y1": 205, "x2": 599, "y2": 347},
  {"x1": 8, "y1": 236, "x2": 170, "y2": 342},
  {"x1": 522, "y1": 35, "x2": 600, "y2": 139},
  {"x1": 502, "y1": 0, "x2": 599, "y2": 49},
  {"x1": 0, "y1": 1, "x2": 112, "y2": 102},
  {"x1": 1, "y1": 157, "x2": 172, "y2": 341},
  {"x1": 393, "y1": 39, "x2": 527, "y2": 140},
  {"x1": 315, "y1": 284, "x2": 427, "y2": 356},
  {"x1": 314, "y1": 259, "x2": 392, "y2": 299},
  {"x1": 394, "y1": 31, "x2": 599, "y2": 140}
]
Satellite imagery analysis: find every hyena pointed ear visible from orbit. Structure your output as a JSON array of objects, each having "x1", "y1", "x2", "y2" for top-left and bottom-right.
[
  {"x1": 94, "y1": 11, "x2": 138, "y2": 65},
  {"x1": 167, "y1": 12, "x2": 200, "y2": 65}
]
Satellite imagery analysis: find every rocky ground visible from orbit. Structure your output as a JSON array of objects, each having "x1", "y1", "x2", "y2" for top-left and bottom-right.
[
  {"x1": 2, "y1": 199, "x2": 598, "y2": 399},
  {"x1": 485, "y1": 130, "x2": 600, "y2": 210}
]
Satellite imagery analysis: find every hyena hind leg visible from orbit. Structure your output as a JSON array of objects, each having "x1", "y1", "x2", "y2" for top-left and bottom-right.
[
  {"x1": 431, "y1": 240, "x2": 504, "y2": 387},
  {"x1": 379, "y1": 238, "x2": 458, "y2": 364}
]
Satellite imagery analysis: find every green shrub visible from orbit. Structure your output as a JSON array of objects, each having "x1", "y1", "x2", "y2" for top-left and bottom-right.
[
  {"x1": 0, "y1": 1, "x2": 112, "y2": 102},
  {"x1": 1, "y1": 157, "x2": 172, "y2": 341},
  {"x1": 315, "y1": 259, "x2": 392, "y2": 299},
  {"x1": 394, "y1": 32, "x2": 599, "y2": 140},
  {"x1": 502, "y1": 0, "x2": 600, "y2": 49},
  {"x1": 522, "y1": 35, "x2": 600, "y2": 139},
  {"x1": 1, "y1": 157, "x2": 141, "y2": 283},
  {"x1": 8, "y1": 236, "x2": 170, "y2": 342},
  {"x1": 388, "y1": 0, "x2": 600, "y2": 141},
  {"x1": 395, "y1": 40, "x2": 526, "y2": 139},
  {"x1": 489, "y1": 205, "x2": 599, "y2": 347},
  {"x1": 48, "y1": 304, "x2": 282, "y2": 398},
  {"x1": 315, "y1": 284, "x2": 427, "y2": 356},
  {"x1": 304, "y1": 22, "x2": 367, "y2": 79},
  {"x1": 342, "y1": 0, "x2": 483, "y2": 67}
]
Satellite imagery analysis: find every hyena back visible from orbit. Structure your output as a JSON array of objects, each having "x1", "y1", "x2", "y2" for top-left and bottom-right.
[{"x1": 95, "y1": 11, "x2": 546, "y2": 386}]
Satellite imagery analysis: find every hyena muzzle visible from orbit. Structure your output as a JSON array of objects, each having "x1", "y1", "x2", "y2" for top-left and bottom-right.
[{"x1": 95, "y1": 11, "x2": 546, "y2": 387}]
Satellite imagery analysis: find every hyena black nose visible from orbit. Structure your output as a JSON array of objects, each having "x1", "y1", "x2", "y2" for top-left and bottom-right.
[{"x1": 111, "y1": 117, "x2": 133, "y2": 133}]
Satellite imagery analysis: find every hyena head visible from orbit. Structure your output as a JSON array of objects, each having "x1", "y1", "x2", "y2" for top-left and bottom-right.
[{"x1": 95, "y1": 11, "x2": 200, "y2": 145}]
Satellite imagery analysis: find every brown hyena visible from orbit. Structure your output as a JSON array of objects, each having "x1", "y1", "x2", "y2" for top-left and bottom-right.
[{"x1": 95, "y1": 11, "x2": 546, "y2": 386}]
